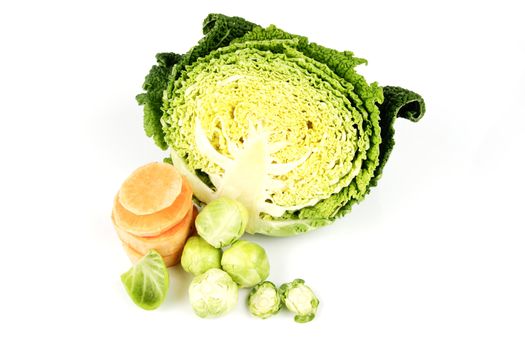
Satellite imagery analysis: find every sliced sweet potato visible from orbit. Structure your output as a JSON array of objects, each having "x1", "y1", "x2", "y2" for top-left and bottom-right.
[
  {"x1": 121, "y1": 242, "x2": 179, "y2": 267},
  {"x1": 119, "y1": 162, "x2": 182, "y2": 215},
  {"x1": 113, "y1": 178, "x2": 193, "y2": 236},
  {"x1": 114, "y1": 206, "x2": 194, "y2": 256},
  {"x1": 189, "y1": 205, "x2": 199, "y2": 236}
]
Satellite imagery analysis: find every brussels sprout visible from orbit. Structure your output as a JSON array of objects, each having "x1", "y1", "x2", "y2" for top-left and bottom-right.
[
  {"x1": 221, "y1": 240, "x2": 270, "y2": 288},
  {"x1": 248, "y1": 281, "x2": 282, "y2": 319},
  {"x1": 279, "y1": 279, "x2": 319, "y2": 323},
  {"x1": 195, "y1": 197, "x2": 249, "y2": 248},
  {"x1": 188, "y1": 268, "x2": 238, "y2": 318},
  {"x1": 120, "y1": 250, "x2": 169, "y2": 310},
  {"x1": 181, "y1": 236, "x2": 222, "y2": 275}
]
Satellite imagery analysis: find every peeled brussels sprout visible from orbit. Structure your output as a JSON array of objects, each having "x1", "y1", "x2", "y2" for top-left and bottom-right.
[
  {"x1": 188, "y1": 268, "x2": 238, "y2": 318},
  {"x1": 248, "y1": 281, "x2": 282, "y2": 319},
  {"x1": 221, "y1": 240, "x2": 270, "y2": 288},
  {"x1": 279, "y1": 279, "x2": 319, "y2": 323},
  {"x1": 181, "y1": 236, "x2": 222, "y2": 276},
  {"x1": 120, "y1": 250, "x2": 169, "y2": 310},
  {"x1": 195, "y1": 197, "x2": 249, "y2": 248}
]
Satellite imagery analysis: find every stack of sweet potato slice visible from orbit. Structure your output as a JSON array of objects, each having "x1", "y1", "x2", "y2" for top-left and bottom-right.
[{"x1": 112, "y1": 162, "x2": 196, "y2": 267}]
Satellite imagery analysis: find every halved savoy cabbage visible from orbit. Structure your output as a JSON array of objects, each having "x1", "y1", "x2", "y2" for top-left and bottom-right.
[{"x1": 137, "y1": 14, "x2": 426, "y2": 236}]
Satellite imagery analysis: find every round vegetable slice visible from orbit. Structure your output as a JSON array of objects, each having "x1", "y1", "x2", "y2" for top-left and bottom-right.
[
  {"x1": 279, "y1": 279, "x2": 319, "y2": 323},
  {"x1": 121, "y1": 241, "x2": 180, "y2": 267},
  {"x1": 189, "y1": 205, "x2": 199, "y2": 235},
  {"x1": 119, "y1": 162, "x2": 182, "y2": 215},
  {"x1": 248, "y1": 281, "x2": 282, "y2": 319},
  {"x1": 113, "y1": 178, "x2": 193, "y2": 236},
  {"x1": 114, "y1": 205, "x2": 194, "y2": 256}
]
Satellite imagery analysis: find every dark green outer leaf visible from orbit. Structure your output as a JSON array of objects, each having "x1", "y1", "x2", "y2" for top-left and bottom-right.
[
  {"x1": 136, "y1": 53, "x2": 182, "y2": 150},
  {"x1": 369, "y1": 86, "x2": 426, "y2": 187}
]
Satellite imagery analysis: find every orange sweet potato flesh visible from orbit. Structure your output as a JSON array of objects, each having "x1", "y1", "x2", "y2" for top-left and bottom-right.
[
  {"x1": 121, "y1": 242, "x2": 180, "y2": 267},
  {"x1": 189, "y1": 205, "x2": 199, "y2": 236},
  {"x1": 118, "y1": 162, "x2": 182, "y2": 215},
  {"x1": 114, "y1": 206, "x2": 194, "y2": 256},
  {"x1": 113, "y1": 178, "x2": 193, "y2": 236}
]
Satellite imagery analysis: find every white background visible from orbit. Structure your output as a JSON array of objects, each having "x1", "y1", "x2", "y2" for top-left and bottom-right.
[{"x1": 1, "y1": 0, "x2": 524, "y2": 349}]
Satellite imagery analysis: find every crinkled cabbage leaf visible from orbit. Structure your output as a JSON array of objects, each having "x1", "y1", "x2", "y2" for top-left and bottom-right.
[{"x1": 137, "y1": 14, "x2": 425, "y2": 236}]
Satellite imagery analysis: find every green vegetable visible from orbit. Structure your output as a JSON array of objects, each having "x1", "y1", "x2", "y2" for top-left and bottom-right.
[
  {"x1": 195, "y1": 197, "x2": 248, "y2": 248},
  {"x1": 188, "y1": 268, "x2": 239, "y2": 318},
  {"x1": 221, "y1": 240, "x2": 270, "y2": 288},
  {"x1": 136, "y1": 52, "x2": 182, "y2": 150},
  {"x1": 181, "y1": 236, "x2": 222, "y2": 275},
  {"x1": 248, "y1": 281, "x2": 282, "y2": 319},
  {"x1": 120, "y1": 250, "x2": 169, "y2": 310},
  {"x1": 279, "y1": 279, "x2": 319, "y2": 323},
  {"x1": 137, "y1": 14, "x2": 426, "y2": 236}
]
